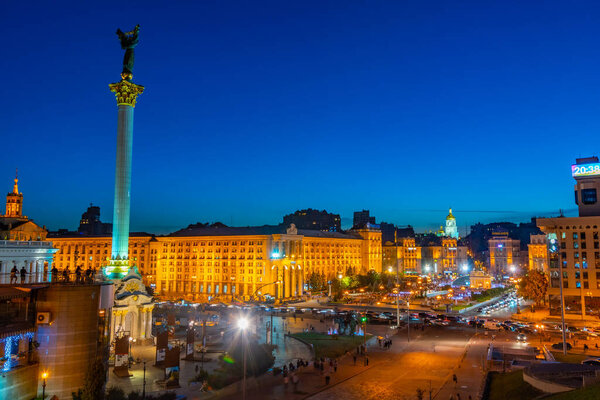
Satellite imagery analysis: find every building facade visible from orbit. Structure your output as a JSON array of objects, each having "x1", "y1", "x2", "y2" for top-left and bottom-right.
[
  {"x1": 488, "y1": 234, "x2": 521, "y2": 275},
  {"x1": 445, "y1": 208, "x2": 459, "y2": 239},
  {"x1": 47, "y1": 224, "x2": 382, "y2": 301},
  {"x1": 382, "y1": 237, "x2": 421, "y2": 275},
  {"x1": 419, "y1": 235, "x2": 463, "y2": 274},
  {"x1": 46, "y1": 234, "x2": 156, "y2": 285},
  {"x1": 528, "y1": 234, "x2": 548, "y2": 271}
]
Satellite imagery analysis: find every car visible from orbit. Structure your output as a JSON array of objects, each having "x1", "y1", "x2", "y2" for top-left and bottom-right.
[
  {"x1": 582, "y1": 358, "x2": 600, "y2": 366},
  {"x1": 516, "y1": 333, "x2": 527, "y2": 342},
  {"x1": 551, "y1": 342, "x2": 573, "y2": 350}
]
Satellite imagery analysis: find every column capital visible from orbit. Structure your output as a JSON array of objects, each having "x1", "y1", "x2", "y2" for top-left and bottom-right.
[{"x1": 109, "y1": 80, "x2": 144, "y2": 107}]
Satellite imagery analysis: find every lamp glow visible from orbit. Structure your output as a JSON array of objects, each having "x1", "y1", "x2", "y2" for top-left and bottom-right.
[{"x1": 238, "y1": 318, "x2": 249, "y2": 330}]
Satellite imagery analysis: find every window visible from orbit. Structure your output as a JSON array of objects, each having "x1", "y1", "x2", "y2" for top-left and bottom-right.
[
  {"x1": 573, "y1": 233, "x2": 579, "y2": 240},
  {"x1": 576, "y1": 281, "x2": 581, "y2": 288},
  {"x1": 582, "y1": 188, "x2": 597, "y2": 205}
]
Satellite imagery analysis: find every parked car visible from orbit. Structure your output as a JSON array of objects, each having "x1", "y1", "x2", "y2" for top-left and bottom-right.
[
  {"x1": 582, "y1": 358, "x2": 600, "y2": 366},
  {"x1": 551, "y1": 342, "x2": 573, "y2": 350}
]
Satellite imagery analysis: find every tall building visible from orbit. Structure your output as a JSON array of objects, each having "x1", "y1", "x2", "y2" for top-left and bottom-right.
[
  {"x1": 78, "y1": 204, "x2": 112, "y2": 235},
  {"x1": 382, "y1": 237, "x2": 422, "y2": 275},
  {"x1": 0, "y1": 174, "x2": 111, "y2": 400},
  {"x1": 283, "y1": 209, "x2": 341, "y2": 232},
  {"x1": 488, "y1": 232, "x2": 521, "y2": 275},
  {"x1": 528, "y1": 234, "x2": 548, "y2": 271},
  {"x1": 573, "y1": 156, "x2": 600, "y2": 216},
  {"x1": 353, "y1": 209, "x2": 376, "y2": 228},
  {"x1": 445, "y1": 208, "x2": 459, "y2": 239},
  {"x1": 537, "y1": 156, "x2": 600, "y2": 319},
  {"x1": 418, "y1": 234, "x2": 465, "y2": 274},
  {"x1": 0, "y1": 176, "x2": 57, "y2": 282}
]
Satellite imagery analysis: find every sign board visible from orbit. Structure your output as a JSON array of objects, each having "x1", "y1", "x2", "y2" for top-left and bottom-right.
[{"x1": 572, "y1": 163, "x2": 600, "y2": 177}]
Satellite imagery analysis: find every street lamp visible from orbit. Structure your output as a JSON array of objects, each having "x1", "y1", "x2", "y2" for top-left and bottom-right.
[
  {"x1": 41, "y1": 371, "x2": 48, "y2": 399},
  {"x1": 388, "y1": 266, "x2": 392, "y2": 273},
  {"x1": 238, "y1": 317, "x2": 249, "y2": 400}
]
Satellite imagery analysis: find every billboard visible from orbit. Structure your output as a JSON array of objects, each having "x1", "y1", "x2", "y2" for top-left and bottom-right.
[{"x1": 572, "y1": 163, "x2": 600, "y2": 177}]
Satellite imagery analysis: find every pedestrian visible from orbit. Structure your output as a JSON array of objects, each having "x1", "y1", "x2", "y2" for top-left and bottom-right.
[
  {"x1": 20, "y1": 266, "x2": 27, "y2": 283},
  {"x1": 353, "y1": 354, "x2": 357, "y2": 365},
  {"x1": 63, "y1": 266, "x2": 70, "y2": 282},
  {"x1": 51, "y1": 265, "x2": 58, "y2": 282},
  {"x1": 325, "y1": 370, "x2": 331, "y2": 385},
  {"x1": 195, "y1": 364, "x2": 199, "y2": 373},
  {"x1": 334, "y1": 359, "x2": 338, "y2": 372},
  {"x1": 453, "y1": 374, "x2": 457, "y2": 386},
  {"x1": 75, "y1": 265, "x2": 82, "y2": 283},
  {"x1": 596, "y1": 343, "x2": 599, "y2": 350},
  {"x1": 10, "y1": 266, "x2": 18, "y2": 284},
  {"x1": 292, "y1": 372, "x2": 299, "y2": 392},
  {"x1": 456, "y1": 393, "x2": 461, "y2": 400},
  {"x1": 365, "y1": 356, "x2": 369, "y2": 366}
]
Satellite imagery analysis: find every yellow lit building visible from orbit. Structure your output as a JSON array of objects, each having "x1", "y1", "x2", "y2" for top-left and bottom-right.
[
  {"x1": 46, "y1": 234, "x2": 156, "y2": 284},
  {"x1": 528, "y1": 234, "x2": 548, "y2": 272},
  {"x1": 420, "y1": 235, "x2": 462, "y2": 274},
  {"x1": 469, "y1": 270, "x2": 492, "y2": 289},
  {"x1": 488, "y1": 234, "x2": 521, "y2": 275},
  {"x1": 47, "y1": 223, "x2": 381, "y2": 301},
  {"x1": 382, "y1": 237, "x2": 421, "y2": 275}
]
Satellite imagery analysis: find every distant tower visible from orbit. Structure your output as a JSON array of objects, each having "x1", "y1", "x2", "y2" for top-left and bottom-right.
[
  {"x1": 445, "y1": 208, "x2": 459, "y2": 239},
  {"x1": 5, "y1": 170, "x2": 24, "y2": 218}
]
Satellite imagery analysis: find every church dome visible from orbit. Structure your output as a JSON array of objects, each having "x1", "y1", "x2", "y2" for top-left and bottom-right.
[{"x1": 446, "y1": 208, "x2": 455, "y2": 220}]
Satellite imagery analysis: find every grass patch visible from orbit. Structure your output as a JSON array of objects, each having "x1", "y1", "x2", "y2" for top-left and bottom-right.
[
  {"x1": 290, "y1": 332, "x2": 372, "y2": 359},
  {"x1": 486, "y1": 370, "x2": 542, "y2": 400},
  {"x1": 546, "y1": 382, "x2": 600, "y2": 399},
  {"x1": 452, "y1": 304, "x2": 471, "y2": 311},
  {"x1": 551, "y1": 352, "x2": 589, "y2": 364}
]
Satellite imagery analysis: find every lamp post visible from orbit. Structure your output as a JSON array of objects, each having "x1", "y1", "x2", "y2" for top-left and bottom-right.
[
  {"x1": 407, "y1": 300, "x2": 410, "y2": 342},
  {"x1": 41, "y1": 372, "x2": 48, "y2": 399},
  {"x1": 393, "y1": 289, "x2": 400, "y2": 329},
  {"x1": 238, "y1": 317, "x2": 249, "y2": 400},
  {"x1": 142, "y1": 361, "x2": 147, "y2": 400}
]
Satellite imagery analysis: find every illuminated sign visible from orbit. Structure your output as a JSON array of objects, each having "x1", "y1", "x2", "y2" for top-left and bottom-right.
[{"x1": 572, "y1": 163, "x2": 600, "y2": 177}]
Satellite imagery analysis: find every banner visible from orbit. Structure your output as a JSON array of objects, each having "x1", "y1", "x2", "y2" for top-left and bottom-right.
[
  {"x1": 186, "y1": 327, "x2": 195, "y2": 356},
  {"x1": 155, "y1": 331, "x2": 168, "y2": 364}
]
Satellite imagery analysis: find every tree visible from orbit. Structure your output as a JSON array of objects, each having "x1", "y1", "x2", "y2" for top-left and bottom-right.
[
  {"x1": 518, "y1": 269, "x2": 549, "y2": 306},
  {"x1": 307, "y1": 273, "x2": 326, "y2": 291}
]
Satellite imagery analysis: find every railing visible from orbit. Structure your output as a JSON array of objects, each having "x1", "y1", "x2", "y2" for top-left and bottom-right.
[
  {"x1": 0, "y1": 271, "x2": 100, "y2": 285},
  {"x1": 0, "y1": 240, "x2": 55, "y2": 248}
]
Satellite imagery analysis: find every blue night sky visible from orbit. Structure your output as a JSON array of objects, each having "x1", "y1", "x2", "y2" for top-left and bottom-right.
[{"x1": 1, "y1": 1, "x2": 599, "y2": 234}]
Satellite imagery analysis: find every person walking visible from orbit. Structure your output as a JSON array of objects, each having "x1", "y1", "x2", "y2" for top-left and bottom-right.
[
  {"x1": 51, "y1": 265, "x2": 59, "y2": 282},
  {"x1": 334, "y1": 359, "x2": 338, "y2": 373},
  {"x1": 10, "y1": 266, "x2": 18, "y2": 284},
  {"x1": 353, "y1": 354, "x2": 357, "y2": 365},
  {"x1": 75, "y1": 265, "x2": 82, "y2": 283},
  {"x1": 325, "y1": 369, "x2": 331, "y2": 385},
  {"x1": 20, "y1": 266, "x2": 27, "y2": 283},
  {"x1": 453, "y1": 373, "x2": 458, "y2": 387},
  {"x1": 292, "y1": 372, "x2": 299, "y2": 393}
]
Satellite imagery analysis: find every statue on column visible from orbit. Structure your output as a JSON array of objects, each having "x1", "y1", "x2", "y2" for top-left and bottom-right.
[{"x1": 116, "y1": 24, "x2": 140, "y2": 81}]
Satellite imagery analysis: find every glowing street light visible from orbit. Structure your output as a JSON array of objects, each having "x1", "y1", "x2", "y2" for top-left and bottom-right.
[
  {"x1": 41, "y1": 371, "x2": 48, "y2": 399},
  {"x1": 388, "y1": 266, "x2": 393, "y2": 273},
  {"x1": 462, "y1": 265, "x2": 468, "y2": 272}
]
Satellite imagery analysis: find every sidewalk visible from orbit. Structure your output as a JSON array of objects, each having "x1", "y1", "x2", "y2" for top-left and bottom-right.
[
  {"x1": 215, "y1": 345, "x2": 377, "y2": 400},
  {"x1": 433, "y1": 334, "x2": 488, "y2": 400}
]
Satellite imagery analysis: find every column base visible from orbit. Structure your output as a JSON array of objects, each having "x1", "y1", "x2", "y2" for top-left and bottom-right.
[{"x1": 104, "y1": 259, "x2": 130, "y2": 280}]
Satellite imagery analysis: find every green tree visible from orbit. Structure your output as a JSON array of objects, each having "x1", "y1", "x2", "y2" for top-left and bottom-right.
[
  {"x1": 307, "y1": 273, "x2": 325, "y2": 291},
  {"x1": 518, "y1": 269, "x2": 549, "y2": 306}
]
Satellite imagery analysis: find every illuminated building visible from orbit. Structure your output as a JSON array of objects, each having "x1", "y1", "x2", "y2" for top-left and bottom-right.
[
  {"x1": 488, "y1": 232, "x2": 520, "y2": 275},
  {"x1": 0, "y1": 281, "x2": 113, "y2": 400},
  {"x1": 419, "y1": 235, "x2": 464, "y2": 274},
  {"x1": 0, "y1": 177, "x2": 111, "y2": 400},
  {"x1": 153, "y1": 223, "x2": 378, "y2": 301},
  {"x1": 445, "y1": 208, "x2": 459, "y2": 239},
  {"x1": 0, "y1": 176, "x2": 57, "y2": 283},
  {"x1": 469, "y1": 270, "x2": 492, "y2": 289},
  {"x1": 382, "y1": 237, "x2": 421, "y2": 275},
  {"x1": 528, "y1": 234, "x2": 548, "y2": 271},
  {"x1": 537, "y1": 156, "x2": 600, "y2": 318},
  {"x1": 46, "y1": 233, "x2": 155, "y2": 284},
  {"x1": 283, "y1": 209, "x2": 341, "y2": 232}
]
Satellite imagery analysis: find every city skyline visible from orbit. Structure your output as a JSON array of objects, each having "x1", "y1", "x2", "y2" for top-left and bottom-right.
[{"x1": 1, "y1": 1, "x2": 596, "y2": 233}]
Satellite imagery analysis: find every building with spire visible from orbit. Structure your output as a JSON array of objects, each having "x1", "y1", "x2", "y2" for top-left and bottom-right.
[{"x1": 445, "y1": 208, "x2": 459, "y2": 239}]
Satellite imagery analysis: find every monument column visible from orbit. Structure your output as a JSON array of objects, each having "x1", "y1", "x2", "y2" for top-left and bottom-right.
[{"x1": 105, "y1": 79, "x2": 143, "y2": 278}]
